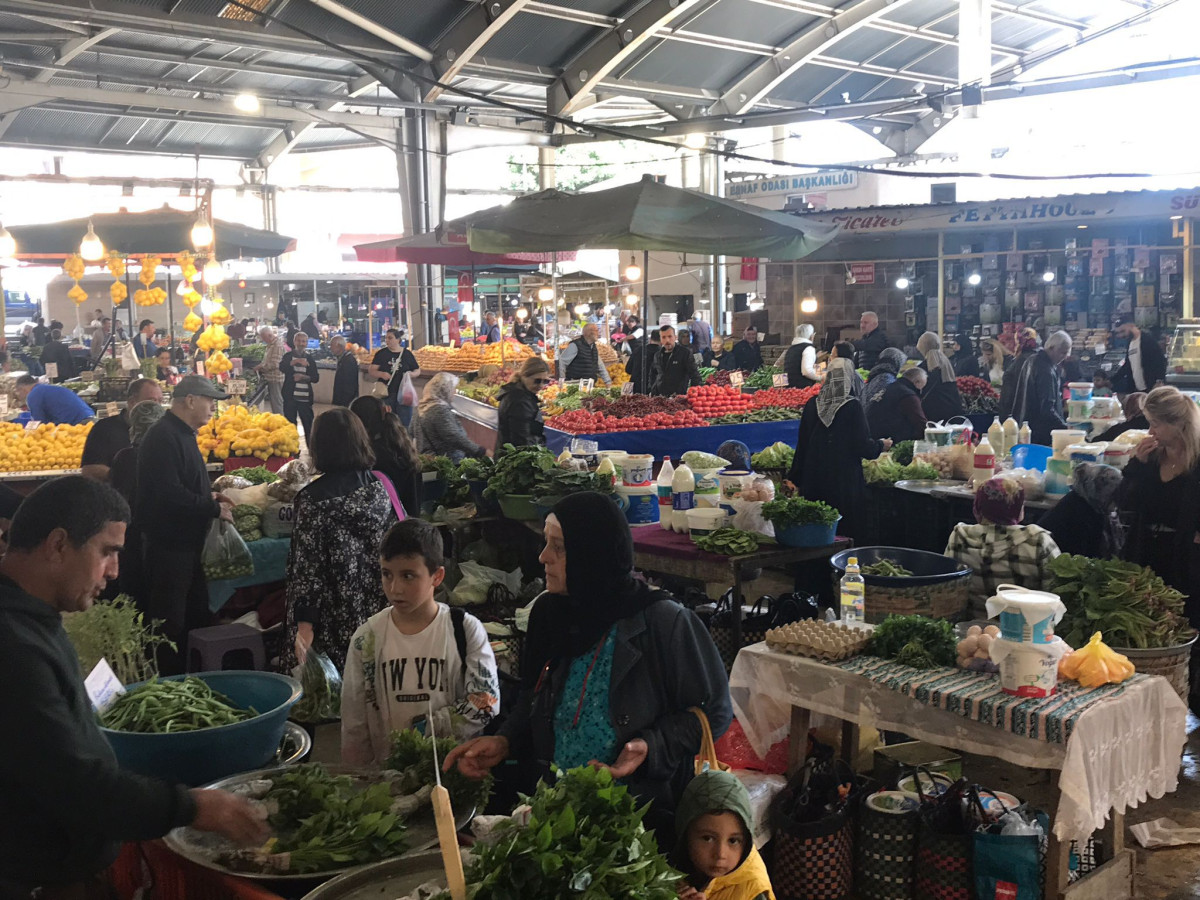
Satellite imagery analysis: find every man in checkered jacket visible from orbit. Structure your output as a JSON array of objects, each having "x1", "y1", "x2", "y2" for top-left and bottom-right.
[{"x1": 945, "y1": 477, "x2": 1061, "y2": 619}]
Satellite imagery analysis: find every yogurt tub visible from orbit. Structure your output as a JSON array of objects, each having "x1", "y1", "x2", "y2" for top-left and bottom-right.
[
  {"x1": 1068, "y1": 382, "x2": 1095, "y2": 401},
  {"x1": 1103, "y1": 443, "x2": 1134, "y2": 469},
  {"x1": 1066, "y1": 399, "x2": 1095, "y2": 420},
  {"x1": 1065, "y1": 442, "x2": 1107, "y2": 467},
  {"x1": 1051, "y1": 429, "x2": 1087, "y2": 457},
  {"x1": 622, "y1": 454, "x2": 654, "y2": 485}
]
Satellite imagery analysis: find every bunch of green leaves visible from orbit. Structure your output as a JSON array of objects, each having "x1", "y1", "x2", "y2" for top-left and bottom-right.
[
  {"x1": 868, "y1": 615, "x2": 957, "y2": 667},
  {"x1": 461, "y1": 766, "x2": 679, "y2": 900},
  {"x1": 531, "y1": 467, "x2": 615, "y2": 506},
  {"x1": 236, "y1": 465, "x2": 279, "y2": 485},
  {"x1": 894, "y1": 640, "x2": 938, "y2": 669},
  {"x1": 457, "y1": 455, "x2": 496, "y2": 482},
  {"x1": 1049, "y1": 554, "x2": 1195, "y2": 649},
  {"x1": 62, "y1": 594, "x2": 174, "y2": 685},
  {"x1": 694, "y1": 526, "x2": 765, "y2": 556},
  {"x1": 751, "y1": 441, "x2": 794, "y2": 470},
  {"x1": 862, "y1": 458, "x2": 939, "y2": 484},
  {"x1": 421, "y1": 454, "x2": 471, "y2": 507},
  {"x1": 744, "y1": 366, "x2": 783, "y2": 389},
  {"x1": 891, "y1": 441, "x2": 916, "y2": 466},
  {"x1": 762, "y1": 497, "x2": 840, "y2": 528},
  {"x1": 140, "y1": 357, "x2": 159, "y2": 381},
  {"x1": 238, "y1": 343, "x2": 268, "y2": 367},
  {"x1": 264, "y1": 765, "x2": 408, "y2": 874},
  {"x1": 385, "y1": 729, "x2": 493, "y2": 814},
  {"x1": 485, "y1": 444, "x2": 558, "y2": 497}
]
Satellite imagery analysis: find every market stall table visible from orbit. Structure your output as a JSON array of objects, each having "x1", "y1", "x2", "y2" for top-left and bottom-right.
[
  {"x1": 631, "y1": 527, "x2": 851, "y2": 647},
  {"x1": 730, "y1": 643, "x2": 1188, "y2": 900},
  {"x1": 208, "y1": 536, "x2": 290, "y2": 613}
]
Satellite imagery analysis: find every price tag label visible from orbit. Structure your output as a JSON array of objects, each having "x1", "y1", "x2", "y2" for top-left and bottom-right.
[
  {"x1": 772, "y1": 373, "x2": 788, "y2": 388},
  {"x1": 728, "y1": 371, "x2": 744, "y2": 387},
  {"x1": 44, "y1": 362, "x2": 58, "y2": 380},
  {"x1": 79, "y1": 370, "x2": 96, "y2": 383},
  {"x1": 227, "y1": 379, "x2": 247, "y2": 395},
  {"x1": 195, "y1": 360, "x2": 206, "y2": 377},
  {"x1": 0, "y1": 394, "x2": 8, "y2": 415},
  {"x1": 620, "y1": 382, "x2": 634, "y2": 396},
  {"x1": 85, "y1": 659, "x2": 125, "y2": 713},
  {"x1": 106, "y1": 402, "x2": 119, "y2": 418},
  {"x1": 580, "y1": 378, "x2": 594, "y2": 393}
]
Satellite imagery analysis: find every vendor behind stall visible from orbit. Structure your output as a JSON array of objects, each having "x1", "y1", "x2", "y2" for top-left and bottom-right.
[
  {"x1": 0, "y1": 477, "x2": 266, "y2": 898},
  {"x1": 559, "y1": 324, "x2": 612, "y2": 385},
  {"x1": 445, "y1": 491, "x2": 730, "y2": 828},
  {"x1": 80, "y1": 378, "x2": 164, "y2": 481},
  {"x1": 14, "y1": 375, "x2": 94, "y2": 425},
  {"x1": 652, "y1": 325, "x2": 703, "y2": 396}
]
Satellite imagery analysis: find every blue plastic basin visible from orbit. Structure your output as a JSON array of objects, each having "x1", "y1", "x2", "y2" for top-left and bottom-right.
[
  {"x1": 101, "y1": 671, "x2": 302, "y2": 787},
  {"x1": 775, "y1": 518, "x2": 841, "y2": 547},
  {"x1": 1010, "y1": 443, "x2": 1053, "y2": 472}
]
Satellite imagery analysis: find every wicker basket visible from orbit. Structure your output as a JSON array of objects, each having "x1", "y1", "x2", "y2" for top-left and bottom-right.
[
  {"x1": 830, "y1": 547, "x2": 972, "y2": 624},
  {"x1": 1115, "y1": 635, "x2": 1197, "y2": 702}
]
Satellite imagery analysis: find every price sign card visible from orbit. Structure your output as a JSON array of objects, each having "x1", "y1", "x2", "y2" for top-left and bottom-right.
[
  {"x1": 227, "y1": 379, "x2": 247, "y2": 395},
  {"x1": 106, "y1": 402, "x2": 120, "y2": 418},
  {"x1": 620, "y1": 382, "x2": 634, "y2": 395},
  {"x1": 0, "y1": 394, "x2": 8, "y2": 415},
  {"x1": 579, "y1": 379, "x2": 594, "y2": 393},
  {"x1": 772, "y1": 373, "x2": 788, "y2": 388},
  {"x1": 44, "y1": 362, "x2": 58, "y2": 380},
  {"x1": 728, "y1": 371, "x2": 744, "y2": 387},
  {"x1": 195, "y1": 360, "x2": 206, "y2": 377},
  {"x1": 85, "y1": 659, "x2": 125, "y2": 713},
  {"x1": 79, "y1": 370, "x2": 96, "y2": 383}
]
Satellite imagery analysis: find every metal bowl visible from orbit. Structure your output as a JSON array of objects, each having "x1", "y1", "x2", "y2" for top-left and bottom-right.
[
  {"x1": 275, "y1": 721, "x2": 311, "y2": 765},
  {"x1": 301, "y1": 851, "x2": 447, "y2": 900},
  {"x1": 164, "y1": 765, "x2": 475, "y2": 883}
]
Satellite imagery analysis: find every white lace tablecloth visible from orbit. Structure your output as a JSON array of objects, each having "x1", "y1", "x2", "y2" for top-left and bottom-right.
[{"x1": 729, "y1": 643, "x2": 1188, "y2": 842}]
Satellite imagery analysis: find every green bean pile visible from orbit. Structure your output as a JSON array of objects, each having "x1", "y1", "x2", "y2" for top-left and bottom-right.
[{"x1": 100, "y1": 677, "x2": 257, "y2": 733}]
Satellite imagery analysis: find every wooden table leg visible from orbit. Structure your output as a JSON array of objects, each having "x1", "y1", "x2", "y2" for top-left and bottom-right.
[
  {"x1": 731, "y1": 565, "x2": 743, "y2": 650},
  {"x1": 1045, "y1": 833, "x2": 1071, "y2": 900},
  {"x1": 840, "y1": 720, "x2": 859, "y2": 769},
  {"x1": 787, "y1": 705, "x2": 811, "y2": 777},
  {"x1": 1103, "y1": 811, "x2": 1125, "y2": 858}
]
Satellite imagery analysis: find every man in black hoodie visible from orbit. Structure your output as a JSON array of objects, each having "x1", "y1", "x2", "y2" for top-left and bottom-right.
[
  {"x1": 651, "y1": 325, "x2": 702, "y2": 396},
  {"x1": 0, "y1": 476, "x2": 267, "y2": 898}
]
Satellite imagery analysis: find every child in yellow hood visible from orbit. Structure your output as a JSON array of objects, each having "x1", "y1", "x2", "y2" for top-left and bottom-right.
[{"x1": 674, "y1": 770, "x2": 776, "y2": 900}]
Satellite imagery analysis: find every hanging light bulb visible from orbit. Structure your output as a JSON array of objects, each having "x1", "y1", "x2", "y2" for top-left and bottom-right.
[
  {"x1": 625, "y1": 293, "x2": 640, "y2": 306},
  {"x1": 177, "y1": 279, "x2": 194, "y2": 296},
  {"x1": 516, "y1": 308, "x2": 529, "y2": 320},
  {"x1": 233, "y1": 93, "x2": 261, "y2": 113},
  {"x1": 0, "y1": 222, "x2": 15, "y2": 258},
  {"x1": 967, "y1": 272, "x2": 983, "y2": 286},
  {"x1": 536, "y1": 285, "x2": 555, "y2": 302},
  {"x1": 190, "y1": 214, "x2": 214, "y2": 248},
  {"x1": 573, "y1": 303, "x2": 589, "y2": 316},
  {"x1": 800, "y1": 295, "x2": 819, "y2": 315},
  {"x1": 266, "y1": 300, "x2": 274, "y2": 309},
  {"x1": 895, "y1": 276, "x2": 910, "y2": 290},
  {"x1": 624, "y1": 255, "x2": 641, "y2": 282},
  {"x1": 203, "y1": 258, "x2": 225, "y2": 286},
  {"x1": 684, "y1": 133, "x2": 708, "y2": 150},
  {"x1": 79, "y1": 220, "x2": 105, "y2": 261},
  {"x1": 1042, "y1": 270, "x2": 1056, "y2": 283}
]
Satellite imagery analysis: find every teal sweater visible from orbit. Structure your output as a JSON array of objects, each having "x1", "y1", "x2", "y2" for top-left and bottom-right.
[{"x1": 0, "y1": 576, "x2": 197, "y2": 887}]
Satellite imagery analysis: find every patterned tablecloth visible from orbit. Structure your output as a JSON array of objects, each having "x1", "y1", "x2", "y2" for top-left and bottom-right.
[{"x1": 730, "y1": 643, "x2": 1188, "y2": 842}]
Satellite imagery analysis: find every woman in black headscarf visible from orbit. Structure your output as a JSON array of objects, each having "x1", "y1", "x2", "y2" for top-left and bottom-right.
[
  {"x1": 444, "y1": 491, "x2": 731, "y2": 819},
  {"x1": 949, "y1": 333, "x2": 981, "y2": 380}
]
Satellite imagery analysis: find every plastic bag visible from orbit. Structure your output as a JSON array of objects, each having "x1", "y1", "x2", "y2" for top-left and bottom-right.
[
  {"x1": 290, "y1": 642, "x2": 342, "y2": 723},
  {"x1": 450, "y1": 560, "x2": 522, "y2": 607},
  {"x1": 715, "y1": 718, "x2": 790, "y2": 774},
  {"x1": 400, "y1": 370, "x2": 418, "y2": 407},
  {"x1": 726, "y1": 498, "x2": 775, "y2": 538},
  {"x1": 202, "y1": 518, "x2": 255, "y2": 580}
]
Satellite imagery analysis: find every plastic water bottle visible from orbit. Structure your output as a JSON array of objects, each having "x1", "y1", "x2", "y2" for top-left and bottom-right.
[
  {"x1": 657, "y1": 457, "x2": 675, "y2": 531},
  {"x1": 840, "y1": 557, "x2": 865, "y2": 624},
  {"x1": 1003, "y1": 416, "x2": 1020, "y2": 457},
  {"x1": 1019, "y1": 421, "x2": 1032, "y2": 446},
  {"x1": 671, "y1": 462, "x2": 696, "y2": 534},
  {"x1": 973, "y1": 434, "x2": 996, "y2": 487}
]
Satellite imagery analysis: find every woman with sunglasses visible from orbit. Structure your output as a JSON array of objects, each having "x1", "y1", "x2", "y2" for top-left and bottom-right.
[{"x1": 497, "y1": 357, "x2": 552, "y2": 451}]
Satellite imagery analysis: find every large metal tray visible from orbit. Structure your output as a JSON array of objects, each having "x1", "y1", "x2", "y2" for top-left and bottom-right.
[
  {"x1": 893, "y1": 479, "x2": 967, "y2": 493},
  {"x1": 301, "y1": 851, "x2": 447, "y2": 900},
  {"x1": 164, "y1": 765, "x2": 474, "y2": 884}
]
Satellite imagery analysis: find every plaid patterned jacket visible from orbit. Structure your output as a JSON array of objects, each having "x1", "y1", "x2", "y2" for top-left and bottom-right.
[{"x1": 945, "y1": 523, "x2": 1061, "y2": 618}]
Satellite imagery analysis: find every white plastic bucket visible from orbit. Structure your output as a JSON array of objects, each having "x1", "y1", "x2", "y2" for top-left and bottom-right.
[
  {"x1": 1067, "y1": 382, "x2": 1095, "y2": 401},
  {"x1": 622, "y1": 454, "x2": 654, "y2": 486},
  {"x1": 615, "y1": 484, "x2": 658, "y2": 525},
  {"x1": 1051, "y1": 429, "x2": 1086, "y2": 457},
  {"x1": 993, "y1": 639, "x2": 1060, "y2": 698}
]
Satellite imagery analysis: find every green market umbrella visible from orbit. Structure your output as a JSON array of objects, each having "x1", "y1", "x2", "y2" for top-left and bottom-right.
[{"x1": 466, "y1": 174, "x2": 839, "y2": 259}]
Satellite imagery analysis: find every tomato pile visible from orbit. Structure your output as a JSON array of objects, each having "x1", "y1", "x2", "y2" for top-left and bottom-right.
[
  {"x1": 749, "y1": 385, "x2": 821, "y2": 410},
  {"x1": 686, "y1": 385, "x2": 752, "y2": 417},
  {"x1": 547, "y1": 408, "x2": 710, "y2": 433}
]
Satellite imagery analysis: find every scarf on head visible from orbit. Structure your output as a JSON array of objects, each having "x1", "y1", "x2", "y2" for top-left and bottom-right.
[
  {"x1": 128, "y1": 400, "x2": 166, "y2": 445},
  {"x1": 418, "y1": 372, "x2": 458, "y2": 416},
  {"x1": 818, "y1": 358, "x2": 855, "y2": 428},
  {"x1": 973, "y1": 477, "x2": 1025, "y2": 526},
  {"x1": 1072, "y1": 463, "x2": 1125, "y2": 555},
  {"x1": 543, "y1": 491, "x2": 662, "y2": 659}
]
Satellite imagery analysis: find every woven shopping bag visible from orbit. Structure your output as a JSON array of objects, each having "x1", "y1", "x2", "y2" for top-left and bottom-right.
[
  {"x1": 770, "y1": 758, "x2": 859, "y2": 900},
  {"x1": 855, "y1": 794, "x2": 920, "y2": 900},
  {"x1": 691, "y1": 706, "x2": 732, "y2": 775},
  {"x1": 708, "y1": 590, "x2": 814, "y2": 672},
  {"x1": 914, "y1": 778, "x2": 975, "y2": 900}
]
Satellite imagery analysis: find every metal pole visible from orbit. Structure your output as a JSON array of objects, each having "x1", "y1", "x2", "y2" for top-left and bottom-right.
[
  {"x1": 165, "y1": 269, "x2": 174, "y2": 353},
  {"x1": 551, "y1": 251, "x2": 559, "y2": 376},
  {"x1": 0, "y1": 264, "x2": 6, "y2": 348},
  {"x1": 1184, "y1": 218, "x2": 1194, "y2": 319},
  {"x1": 641, "y1": 249, "x2": 649, "y2": 393},
  {"x1": 937, "y1": 231, "x2": 946, "y2": 338}
]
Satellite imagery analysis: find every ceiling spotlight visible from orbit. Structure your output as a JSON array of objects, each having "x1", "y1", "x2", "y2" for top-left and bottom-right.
[
  {"x1": 190, "y1": 215, "x2": 214, "y2": 249},
  {"x1": 683, "y1": 132, "x2": 708, "y2": 150},
  {"x1": 967, "y1": 272, "x2": 982, "y2": 286},
  {"x1": 871, "y1": 126, "x2": 883, "y2": 135},
  {"x1": 233, "y1": 93, "x2": 261, "y2": 113},
  {"x1": 895, "y1": 276, "x2": 910, "y2": 290},
  {"x1": 516, "y1": 307, "x2": 528, "y2": 320},
  {"x1": 1042, "y1": 270, "x2": 1056, "y2": 283},
  {"x1": 266, "y1": 300, "x2": 274, "y2": 309},
  {"x1": 79, "y1": 221, "x2": 105, "y2": 261},
  {"x1": 0, "y1": 222, "x2": 15, "y2": 258},
  {"x1": 624, "y1": 255, "x2": 642, "y2": 282},
  {"x1": 1077, "y1": 224, "x2": 1088, "y2": 230},
  {"x1": 573, "y1": 303, "x2": 589, "y2": 315},
  {"x1": 800, "y1": 295, "x2": 818, "y2": 315}
]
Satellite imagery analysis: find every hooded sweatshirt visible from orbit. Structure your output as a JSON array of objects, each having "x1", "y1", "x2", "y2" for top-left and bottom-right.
[
  {"x1": 0, "y1": 576, "x2": 197, "y2": 887},
  {"x1": 673, "y1": 770, "x2": 775, "y2": 900}
]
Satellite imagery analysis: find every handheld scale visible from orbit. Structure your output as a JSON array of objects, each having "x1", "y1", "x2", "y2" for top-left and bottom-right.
[{"x1": 428, "y1": 704, "x2": 468, "y2": 900}]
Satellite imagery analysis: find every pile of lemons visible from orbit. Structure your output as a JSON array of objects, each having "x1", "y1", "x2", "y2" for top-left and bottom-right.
[
  {"x1": 197, "y1": 406, "x2": 300, "y2": 461},
  {"x1": 0, "y1": 422, "x2": 93, "y2": 473}
]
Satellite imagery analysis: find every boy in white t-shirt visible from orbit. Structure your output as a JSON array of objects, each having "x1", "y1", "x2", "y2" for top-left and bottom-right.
[{"x1": 341, "y1": 519, "x2": 500, "y2": 766}]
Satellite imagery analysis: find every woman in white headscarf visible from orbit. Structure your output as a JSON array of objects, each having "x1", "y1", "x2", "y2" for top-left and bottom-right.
[
  {"x1": 413, "y1": 372, "x2": 486, "y2": 461},
  {"x1": 787, "y1": 358, "x2": 892, "y2": 540},
  {"x1": 783, "y1": 324, "x2": 821, "y2": 388}
]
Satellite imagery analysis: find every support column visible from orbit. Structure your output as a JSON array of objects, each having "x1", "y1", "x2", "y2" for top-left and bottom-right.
[
  {"x1": 396, "y1": 111, "x2": 444, "y2": 348},
  {"x1": 262, "y1": 185, "x2": 280, "y2": 275},
  {"x1": 937, "y1": 231, "x2": 946, "y2": 337},
  {"x1": 712, "y1": 142, "x2": 727, "y2": 331},
  {"x1": 1184, "y1": 218, "x2": 1195, "y2": 319},
  {"x1": 538, "y1": 147, "x2": 557, "y2": 191}
]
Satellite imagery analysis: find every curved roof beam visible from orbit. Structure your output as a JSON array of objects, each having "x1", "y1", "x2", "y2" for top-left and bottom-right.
[
  {"x1": 548, "y1": 0, "x2": 714, "y2": 117},
  {"x1": 709, "y1": 0, "x2": 922, "y2": 116},
  {"x1": 425, "y1": 0, "x2": 539, "y2": 102}
]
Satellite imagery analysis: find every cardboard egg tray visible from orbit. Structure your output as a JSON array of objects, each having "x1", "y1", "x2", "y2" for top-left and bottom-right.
[{"x1": 765, "y1": 620, "x2": 871, "y2": 661}]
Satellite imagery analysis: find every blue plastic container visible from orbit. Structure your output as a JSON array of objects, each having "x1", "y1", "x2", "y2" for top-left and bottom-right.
[
  {"x1": 1010, "y1": 443, "x2": 1053, "y2": 472},
  {"x1": 999, "y1": 610, "x2": 1057, "y2": 644},
  {"x1": 775, "y1": 518, "x2": 841, "y2": 547},
  {"x1": 101, "y1": 671, "x2": 302, "y2": 787}
]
